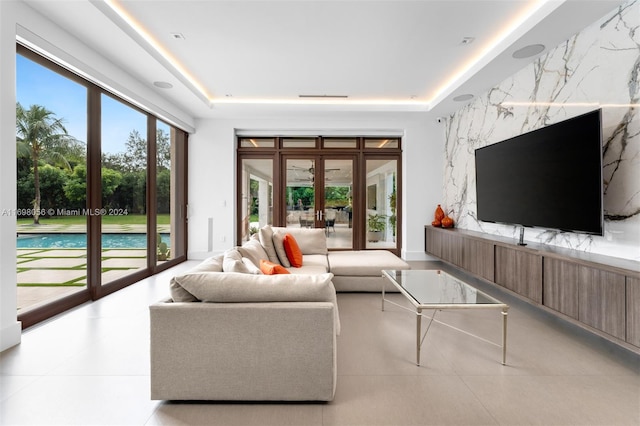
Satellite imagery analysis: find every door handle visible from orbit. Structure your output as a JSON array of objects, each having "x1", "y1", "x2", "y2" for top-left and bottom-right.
[{"x1": 316, "y1": 210, "x2": 323, "y2": 221}]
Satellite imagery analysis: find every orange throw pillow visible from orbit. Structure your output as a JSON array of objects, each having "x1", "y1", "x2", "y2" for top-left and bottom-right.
[
  {"x1": 283, "y1": 233, "x2": 303, "y2": 268},
  {"x1": 259, "y1": 259, "x2": 290, "y2": 275}
]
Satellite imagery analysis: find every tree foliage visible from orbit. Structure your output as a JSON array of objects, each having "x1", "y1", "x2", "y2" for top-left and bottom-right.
[
  {"x1": 16, "y1": 102, "x2": 84, "y2": 223},
  {"x1": 17, "y1": 109, "x2": 172, "y2": 218}
]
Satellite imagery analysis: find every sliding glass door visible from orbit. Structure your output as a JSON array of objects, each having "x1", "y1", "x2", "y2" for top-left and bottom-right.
[{"x1": 16, "y1": 44, "x2": 188, "y2": 328}]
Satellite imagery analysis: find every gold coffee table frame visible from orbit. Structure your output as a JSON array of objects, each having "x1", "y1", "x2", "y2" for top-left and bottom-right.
[{"x1": 382, "y1": 269, "x2": 509, "y2": 366}]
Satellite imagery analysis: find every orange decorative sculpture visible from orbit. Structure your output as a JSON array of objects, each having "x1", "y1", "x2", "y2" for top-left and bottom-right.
[{"x1": 441, "y1": 215, "x2": 454, "y2": 228}]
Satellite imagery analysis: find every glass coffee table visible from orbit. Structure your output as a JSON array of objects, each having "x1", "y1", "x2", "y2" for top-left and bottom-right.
[{"x1": 382, "y1": 269, "x2": 509, "y2": 366}]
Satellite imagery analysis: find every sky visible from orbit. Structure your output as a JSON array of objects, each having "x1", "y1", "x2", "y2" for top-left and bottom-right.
[{"x1": 16, "y1": 54, "x2": 146, "y2": 155}]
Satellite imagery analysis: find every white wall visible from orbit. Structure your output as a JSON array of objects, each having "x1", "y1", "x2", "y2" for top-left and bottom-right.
[
  {"x1": 0, "y1": 1, "x2": 21, "y2": 352},
  {"x1": 188, "y1": 113, "x2": 445, "y2": 261},
  {"x1": 0, "y1": 1, "x2": 196, "y2": 351}
]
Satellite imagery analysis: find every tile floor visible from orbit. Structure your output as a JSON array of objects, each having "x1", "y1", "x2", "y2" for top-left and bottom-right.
[{"x1": 1, "y1": 260, "x2": 639, "y2": 425}]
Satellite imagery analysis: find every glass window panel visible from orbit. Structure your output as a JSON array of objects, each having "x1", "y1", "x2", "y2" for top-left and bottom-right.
[
  {"x1": 16, "y1": 52, "x2": 88, "y2": 313},
  {"x1": 100, "y1": 94, "x2": 147, "y2": 285},
  {"x1": 323, "y1": 138, "x2": 357, "y2": 148},
  {"x1": 324, "y1": 159, "x2": 353, "y2": 249},
  {"x1": 156, "y1": 121, "x2": 172, "y2": 263},
  {"x1": 282, "y1": 138, "x2": 317, "y2": 148},
  {"x1": 364, "y1": 138, "x2": 399, "y2": 149},
  {"x1": 365, "y1": 159, "x2": 397, "y2": 249},
  {"x1": 241, "y1": 159, "x2": 273, "y2": 241},
  {"x1": 285, "y1": 159, "x2": 316, "y2": 229},
  {"x1": 239, "y1": 138, "x2": 275, "y2": 148}
]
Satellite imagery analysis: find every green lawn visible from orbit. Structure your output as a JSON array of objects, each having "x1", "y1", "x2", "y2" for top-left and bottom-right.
[{"x1": 17, "y1": 214, "x2": 170, "y2": 226}]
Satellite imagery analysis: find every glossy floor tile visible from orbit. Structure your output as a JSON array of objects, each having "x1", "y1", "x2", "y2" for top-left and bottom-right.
[{"x1": 1, "y1": 260, "x2": 638, "y2": 425}]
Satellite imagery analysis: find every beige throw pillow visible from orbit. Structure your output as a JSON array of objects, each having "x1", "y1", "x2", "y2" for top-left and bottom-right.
[
  {"x1": 271, "y1": 231, "x2": 291, "y2": 267},
  {"x1": 242, "y1": 257, "x2": 263, "y2": 274},
  {"x1": 222, "y1": 248, "x2": 251, "y2": 274},
  {"x1": 238, "y1": 239, "x2": 269, "y2": 268},
  {"x1": 258, "y1": 225, "x2": 281, "y2": 264}
]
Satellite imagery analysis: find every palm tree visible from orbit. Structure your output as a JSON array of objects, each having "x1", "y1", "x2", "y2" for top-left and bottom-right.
[{"x1": 16, "y1": 103, "x2": 83, "y2": 224}]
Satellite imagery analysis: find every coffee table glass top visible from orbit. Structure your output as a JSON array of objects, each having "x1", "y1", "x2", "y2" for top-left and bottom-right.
[{"x1": 383, "y1": 269, "x2": 504, "y2": 307}]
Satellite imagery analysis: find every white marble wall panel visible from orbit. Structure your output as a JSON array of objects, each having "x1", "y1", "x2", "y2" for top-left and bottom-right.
[{"x1": 444, "y1": 0, "x2": 640, "y2": 261}]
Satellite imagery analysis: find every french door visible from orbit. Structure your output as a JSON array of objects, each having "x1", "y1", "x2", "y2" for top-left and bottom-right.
[
  {"x1": 283, "y1": 156, "x2": 356, "y2": 250},
  {"x1": 237, "y1": 136, "x2": 401, "y2": 255}
]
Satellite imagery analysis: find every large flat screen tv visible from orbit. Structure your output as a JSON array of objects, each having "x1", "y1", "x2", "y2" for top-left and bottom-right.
[{"x1": 475, "y1": 109, "x2": 603, "y2": 236}]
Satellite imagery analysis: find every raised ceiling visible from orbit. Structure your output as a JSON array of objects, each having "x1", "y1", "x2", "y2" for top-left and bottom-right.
[{"x1": 22, "y1": 0, "x2": 626, "y2": 118}]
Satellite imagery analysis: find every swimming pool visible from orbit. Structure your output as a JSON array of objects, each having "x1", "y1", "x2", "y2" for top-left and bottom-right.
[{"x1": 16, "y1": 233, "x2": 170, "y2": 249}]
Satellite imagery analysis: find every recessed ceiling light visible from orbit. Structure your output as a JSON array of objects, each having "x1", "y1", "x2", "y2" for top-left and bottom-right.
[
  {"x1": 170, "y1": 32, "x2": 185, "y2": 40},
  {"x1": 512, "y1": 44, "x2": 545, "y2": 59},
  {"x1": 153, "y1": 81, "x2": 173, "y2": 89},
  {"x1": 461, "y1": 37, "x2": 475, "y2": 45},
  {"x1": 453, "y1": 94, "x2": 474, "y2": 102}
]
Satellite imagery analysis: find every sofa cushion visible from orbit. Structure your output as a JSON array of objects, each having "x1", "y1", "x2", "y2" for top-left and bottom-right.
[
  {"x1": 259, "y1": 225, "x2": 281, "y2": 264},
  {"x1": 328, "y1": 250, "x2": 410, "y2": 276},
  {"x1": 301, "y1": 254, "x2": 329, "y2": 271},
  {"x1": 283, "y1": 234, "x2": 303, "y2": 267},
  {"x1": 273, "y1": 227, "x2": 327, "y2": 255},
  {"x1": 222, "y1": 248, "x2": 251, "y2": 274},
  {"x1": 271, "y1": 232, "x2": 291, "y2": 267},
  {"x1": 169, "y1": 271, "x2": 340, "y2": 334},
  {"x1": 287, "y1": 265, "x2": 328, "y2": 275},
  {"x1": 260, "y1": 259, "x2": 290, "y2": 275},
  {"x1": 238, "y1": 239, "x2": 269, "y2": 268}
]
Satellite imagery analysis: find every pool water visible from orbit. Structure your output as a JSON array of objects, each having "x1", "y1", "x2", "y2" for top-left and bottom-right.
[{"x1": 16, "y1": 233, "x2": 170, "y2": 249}]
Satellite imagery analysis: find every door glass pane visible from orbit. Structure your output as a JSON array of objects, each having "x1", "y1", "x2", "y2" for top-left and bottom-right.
[
  {"x1": 366, "y1": 159, "x2": 397, "y2": 249},
  {"x1": 241, "y1": 159, "x2": 273, "y2": 241},
  {"x1": 156, "y1": 121, "x2": 172, "y2": 263},
  {"x1": 285, "y1": 159, "x2": 316, "y2": 229},
  {"x1": 282, "y1": 138, "x2": 316, "y2": 149},
  {"x1": 324, "y1": 159, "x2": 353, "y2": 249},
  {"x1": 100, "y1": 94, "x2": 147, "y2": 285},
  {"x1": 364, "y1": 138, "x2": 399, "y2": 149},
  {"x1": 323, "y1": 138, "x2": 357, "y2": 149},
  {"x1": 239, "y1": 138, "x2": 275, "y2": 148},
  {"x1": 16, "y1": 53, "x2": 88, "y2": 312}
]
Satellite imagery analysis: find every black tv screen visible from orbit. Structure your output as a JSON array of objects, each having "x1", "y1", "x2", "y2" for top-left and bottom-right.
[{"x1": 475, "y1": 109, "x2": 603, "y2": 236}]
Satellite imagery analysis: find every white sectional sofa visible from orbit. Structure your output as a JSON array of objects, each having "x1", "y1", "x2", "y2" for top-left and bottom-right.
[{"x1": 150, "y1": 225, "x2": 410, "y2": 401}]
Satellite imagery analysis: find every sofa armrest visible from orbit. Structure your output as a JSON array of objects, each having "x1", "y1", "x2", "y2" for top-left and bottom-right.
[{"x1": 150, "y1": 301, "x2": 336, "y2": 401}]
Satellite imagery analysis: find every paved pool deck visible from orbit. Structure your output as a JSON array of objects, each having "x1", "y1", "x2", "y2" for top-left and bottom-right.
[{"x1": 16, "y1": 223, "x2": 171, "y2": 312}]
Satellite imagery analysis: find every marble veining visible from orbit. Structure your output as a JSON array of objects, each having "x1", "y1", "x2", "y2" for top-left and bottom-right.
[{"x1": 444, "y1": 0, "x2": 640, "y2": 261}]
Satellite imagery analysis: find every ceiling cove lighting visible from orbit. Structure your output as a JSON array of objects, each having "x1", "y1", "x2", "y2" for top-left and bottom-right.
[
  {"x1": 104, "y1": 0, "x2": 549, "y2": 109},
  {"x1": 103, "y1": 0, "x2": 211, "y2": 101},
  {"x1": 427, "y1": 0, "x2": 550, "y2": 108}
]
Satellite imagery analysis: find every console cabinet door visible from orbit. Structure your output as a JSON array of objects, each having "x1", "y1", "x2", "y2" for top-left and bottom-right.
[
  {"x1": 495, "y1": 246, "x2": 542, "y2": 303},
  {"x1": 425, "y1": 227, "x2": 442, "y2": 258},
  {"x1": 462, "y1": 238, "x2": 494, "y2": 281},
  {"x1": 627, "y1": 276, "x2": 640, "y2": 347},
  {"x1": 441, "y1": 231, "x2": 463, "y2": 267},
  {"x1": 578, "y1": 266, "x2": 626, "y2": 340},
  {"x1": 543, "y1": 258, "x2": 579, "y2": 320}
]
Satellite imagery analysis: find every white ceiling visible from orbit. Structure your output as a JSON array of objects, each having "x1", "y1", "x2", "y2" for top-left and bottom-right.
[{"x1": 22, "y1": 0, "x2": 625, "y2": 119}]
